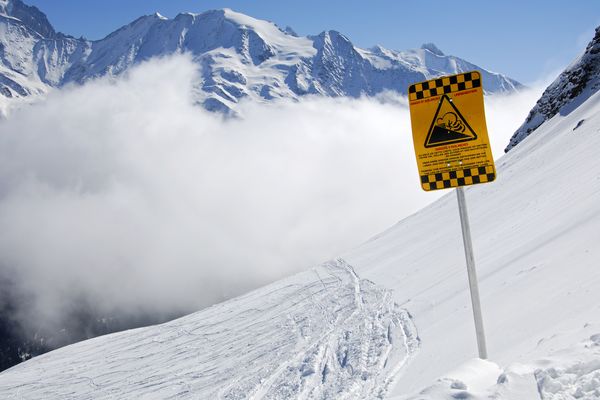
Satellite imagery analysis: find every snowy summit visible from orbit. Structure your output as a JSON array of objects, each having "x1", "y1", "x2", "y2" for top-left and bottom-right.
[{"x1": 0, "y1": 0, "x2": 522, "y2": 113}]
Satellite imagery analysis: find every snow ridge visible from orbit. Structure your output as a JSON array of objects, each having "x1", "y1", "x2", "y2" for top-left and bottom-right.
[
  {"x1": 0, "y1": 259, "x2": 419, "y2": 399},
  {"x1": 505, "y1": 26, "x2": 600, "y2": 151}
]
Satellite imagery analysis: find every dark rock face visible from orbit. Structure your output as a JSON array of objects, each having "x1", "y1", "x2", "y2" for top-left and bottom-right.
[
  {"x1": 2, "y1": 0, "x2": 57, "y2": 38},
  {"x1": 505, "y1": 27, "x2": 600, "y2": 152}
]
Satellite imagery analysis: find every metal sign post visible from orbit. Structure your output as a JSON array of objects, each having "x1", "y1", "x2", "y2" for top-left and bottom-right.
[
  {"x1": 407, "y1": 71, "x2": 495, "y2": 359},
  {"x1": 456, "y1": 186, "x2": 487, "y2": 359}
]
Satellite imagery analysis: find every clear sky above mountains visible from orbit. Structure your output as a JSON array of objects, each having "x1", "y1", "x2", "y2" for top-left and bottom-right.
[{"x1": 23, "y1": 0, "x2": 600, "y2": 84}]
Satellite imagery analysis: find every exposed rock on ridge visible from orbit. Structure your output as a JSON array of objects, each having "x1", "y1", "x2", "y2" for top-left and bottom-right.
[{"x1": 506, "y1": 26, "x2": 600, "y2": 151}]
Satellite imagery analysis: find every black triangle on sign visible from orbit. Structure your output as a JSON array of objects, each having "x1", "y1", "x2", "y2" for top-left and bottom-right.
[{"x1": 424, "y1": 94, "x2": 477, "y2": 148}]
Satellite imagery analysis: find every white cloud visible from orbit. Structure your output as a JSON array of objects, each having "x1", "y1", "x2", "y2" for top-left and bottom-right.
[
  {"x1": 485, "y1": 85, "x2": 544, "y2": 156},
  {"x1": 0, "y1": 54, "x2": 542, "y2": 334}
]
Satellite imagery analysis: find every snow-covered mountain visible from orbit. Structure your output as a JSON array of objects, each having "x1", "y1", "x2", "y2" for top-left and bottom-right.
[
  {"x1": 1, "y1": 26, "x2": 600, "y2": 400},
  {"x1": 0, "y1": 0, "x2": 522, "y2": 113},
  {"x1": 505, "y1": 26, "x2": 600, "y2": 151}
]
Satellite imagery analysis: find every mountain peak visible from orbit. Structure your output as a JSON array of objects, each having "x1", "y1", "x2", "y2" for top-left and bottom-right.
[
  {"x1": 312, "y1": 29, "x2": 354, "y2": 48},
  {"x1": 283, "y1": 25, "x2": 298, "y2": 37},
  {"x1": 0, "y1": 0, "x2": 55, "y2": 37},
  {"x1": 0, "y1": 0, "x2": 12, "y2": 15},
  {"x1": 318, "y1": 30, "x2": 348, "y2": 40},
  {"x1": 195, "y1": 8, "x2": 259, "y2": 26},
  {"x1": 421, "y1": 43, "x2": 444, "y2": 56}
]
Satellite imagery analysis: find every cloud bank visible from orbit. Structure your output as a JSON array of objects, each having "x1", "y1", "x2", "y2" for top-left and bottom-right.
[{"x1": 0, "y1": 55, "x2": 542, "y2": 334}]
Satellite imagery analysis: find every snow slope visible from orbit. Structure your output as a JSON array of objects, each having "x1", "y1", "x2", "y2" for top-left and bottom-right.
[
  {"x1": 0, "y1": 1, "x2": 522, "y2": 114},
  {"x1": 345, "y1": 84, "x2": 600, "y2": 397},
  {"x1": 0, "y1": 260, "x2": 419, "y2": 399},
  {"x1": 1, "y1": 66, "x2": 600, "y2": 399}
]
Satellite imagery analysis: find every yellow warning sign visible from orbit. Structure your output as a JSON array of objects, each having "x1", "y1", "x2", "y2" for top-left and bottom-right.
[{"x1": 408, "y1": 71, "x2": 496, "y2": 191}]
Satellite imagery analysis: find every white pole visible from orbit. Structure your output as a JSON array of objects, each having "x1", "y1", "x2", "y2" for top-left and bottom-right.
[{"x1": 456, "y1": 186, "x2": 488, "y2": 359}]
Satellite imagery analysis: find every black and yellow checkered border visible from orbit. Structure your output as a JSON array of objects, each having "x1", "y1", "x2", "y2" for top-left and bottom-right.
[
  {"x1": 409, "y1": 71, "x2": 481, "y2": 101},
  {"x1": 421, "y1": 165, "x2": 495, "y2": 191}
]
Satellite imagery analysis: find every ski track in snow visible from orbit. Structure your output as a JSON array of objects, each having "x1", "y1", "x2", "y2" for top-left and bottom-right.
[{"x1": 0, "y1": 258, "x2": 419, "y2": 399}]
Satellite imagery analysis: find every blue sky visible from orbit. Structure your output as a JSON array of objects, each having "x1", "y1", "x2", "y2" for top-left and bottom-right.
[{"x1": 25, "y1": 0, "x2": 600, "y2": 85}]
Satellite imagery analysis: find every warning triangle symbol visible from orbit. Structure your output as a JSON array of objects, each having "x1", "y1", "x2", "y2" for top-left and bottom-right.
[{"x1": 424, "y1": 95, "x2": 477, "y2": 148}]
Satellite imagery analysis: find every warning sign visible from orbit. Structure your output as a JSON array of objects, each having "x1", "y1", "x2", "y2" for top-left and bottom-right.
[
  {"x1": 425, "y1": 95, "x2": 476, "y2": 147},
  {"x1": 408, "y1": 71, "x2": 496, "y2": 191}
]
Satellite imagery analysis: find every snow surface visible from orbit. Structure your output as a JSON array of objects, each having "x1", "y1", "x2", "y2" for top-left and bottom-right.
[
  {"x1": 391, "y1": 334, "x2": 600, "y2": 399},
  {"x1": 345, "y1": 88, "x2": 600, "y2": 397},
  {"x1": 0, "y1": 66, "x2": 599, "y2": 399},
  {"x1": 0, "y1": 260, "x2": 419, "y2": 399}
]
